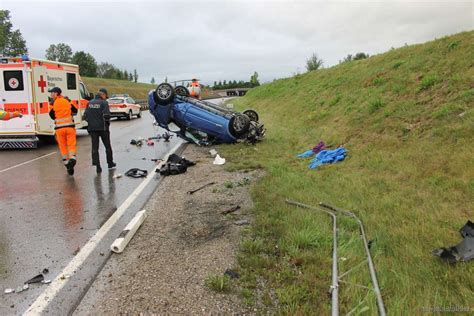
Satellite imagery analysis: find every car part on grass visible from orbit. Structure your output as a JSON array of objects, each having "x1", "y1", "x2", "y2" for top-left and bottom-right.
[
  {"x1": 158, "y1": 163, "x2": 187, "y2": 176},
  {"x1": 285, "y1": 200, "x2": 339, "y2": 316},
  {"x1": 148, "y1": 83, "x2": 265, "y2": 144},
  {"x1": 209, "y1": 149, "x2": 218, "y2": 158},
  {"x1": 111, "y1": 210, "x2": 147, "y2": 253},
  {"x1": 221, "y1": 205, "x2": 241, "y2": 215},
  {"x1": 167, "y1": 153, "x2": 196, "y2": 167},
  {"x1": 187, "y1": 182, "x2": 216, "y2": 195},
  {"x1": 233, "y1": 219, "x2": 250, "y2": 226},
  {"x1": 319, "y1": 202, "x2": 387, "y2": 316},
  {"x1": 213, "y1": 154, "x2": 226, "y2": 165},
  {"x1": 433, "y1": 220, "x2": 474, "y2": 263},
  {"x1": 25, "y1": 274, "x2": 44, "y2": 284},
  {"x1": 125, "y1": 168, "x2": 148, "y2": 178}
]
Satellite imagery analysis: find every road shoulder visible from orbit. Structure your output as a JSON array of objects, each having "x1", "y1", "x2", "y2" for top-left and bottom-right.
[{"x1": 75, "y1": 145, "x2": 258, "y2": 314}]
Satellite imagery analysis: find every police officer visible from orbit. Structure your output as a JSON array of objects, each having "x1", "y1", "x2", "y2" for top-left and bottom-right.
[{"x1": 83, "y1": 88, "x2": 116, "y2": 173}]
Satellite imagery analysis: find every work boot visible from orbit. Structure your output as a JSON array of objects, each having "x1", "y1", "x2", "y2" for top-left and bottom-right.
[
  {"x1": 96, "y1": 165, "x2": 102, "y2": 174},
  {"x1": 108, "y1": 162, "x2": 117, "y2": 169},
  {"x1": 66, "y1": 158, "x2": 76, "y2": 176}
]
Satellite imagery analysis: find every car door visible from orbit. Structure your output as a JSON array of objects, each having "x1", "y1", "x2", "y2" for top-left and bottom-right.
[{"x1": 127, "y1": 97, "x2": 139, "y2": 114}]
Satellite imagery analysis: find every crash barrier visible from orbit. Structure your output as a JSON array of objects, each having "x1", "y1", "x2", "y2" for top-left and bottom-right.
[
  {"x1": 285, "y1": 200, "x2": 387, "y2": 316},
  {"x1": 135, "y1": 99, "x2": 149, "y2": 111}
]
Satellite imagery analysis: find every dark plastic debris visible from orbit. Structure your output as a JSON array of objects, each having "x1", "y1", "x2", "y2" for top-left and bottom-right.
[
  {"x1": 187, "y1": 182, "x2": 216, "y2": 195},
  {"x1": 125, "y1": 168, "x2": 148, "y2": 178},
  {"x1": 224, "y1": 269, "x2": 240, "y2": 279},
  {"x1": 25, "y1": 274, "x2": 44, "y2": 284},
  {"x1": 433, "y1": 220, "x2": 474, "y2": 263}
]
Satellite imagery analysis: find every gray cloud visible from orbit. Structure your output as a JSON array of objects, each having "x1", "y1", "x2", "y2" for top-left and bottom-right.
[{"x1": 4, "y1": 0, "x2": 473, "y2": 84}]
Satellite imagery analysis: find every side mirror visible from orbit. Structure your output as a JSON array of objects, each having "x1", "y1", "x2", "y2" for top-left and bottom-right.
[{"x1": 86, "y1": 92, "x2": 94, "y2": 100}]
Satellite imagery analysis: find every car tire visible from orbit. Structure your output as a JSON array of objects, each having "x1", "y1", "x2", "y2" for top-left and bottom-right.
[
  {"x1": 154, "y1": 83, "x2": 175, "y2": 105},
  {"x1": 229, "y1": 113, "x2": 251, "y2": 137},
  {"x1": 137, "y1": 110, "x2": 142, "y2": 118},
  {"x1": 243, "y1": 109, "x2": 259, "y2": 122},
  {"x1": 127, "y1": 110, "x2": 132, "y2": 120},
  {"x1": 175, "y1": 85, "x2": 189, "y2": 97}
]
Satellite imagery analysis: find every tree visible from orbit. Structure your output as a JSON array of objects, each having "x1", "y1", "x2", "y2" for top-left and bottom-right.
[
  {"x1": 97, "y1": 62, "x2": 114, "y2": 78},
  {"x1": 45, "y1": 43, "x2": 73, "y2": 62},
  {"x1": 0, "y1": 10, "x2": 28, "y2": 56},
  {"x1": 71, "y1": 51, "x2": 97, "y2": 77},
  {"x1": 150, "y1": 77, "x2": 156, "y2": 84},
  {"x1": 124, "y1": 70, "x2": 129, "y2": 80},
  {"x1": 353, "y1": 52, "x2": 369, "y2": 60},
  {"x1": 128, "y1": 72, "x2": 133, "y2": 81},
  {"x1": 306, "y1": 53, "x2": 324, "y2": 72},
  {"x1": 133, "y1": 69, "x2": 138, "y2": 83},
  {"x1": 250, "y1": 71, "x2": 260, "y2": 87}
]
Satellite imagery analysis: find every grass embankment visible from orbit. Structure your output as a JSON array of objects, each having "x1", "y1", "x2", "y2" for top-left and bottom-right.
[
  {"x1": 218, "y1": 31, "x2": 474, "y2": 314},
  {"x1": 83, "y1": 77, "x2": 216, "y2": 100}
]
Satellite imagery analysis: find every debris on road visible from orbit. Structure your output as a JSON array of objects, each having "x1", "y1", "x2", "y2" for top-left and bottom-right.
[
  {"x1": 42, "y1": 268, "x2": 49, "y2": 274},
  {"x1": 187, "y1": 182, "x2": 216, "y2": 195},
  {"x1": 113, "y1": 173, "x2": 123, "y2": 179},
  {"x1": 42, "y1": 279, "x2": 51, "y2": 284},
  {"x1": 125, "y1": 168, "x2": 148, "y2": 178},
  {"x1": 158, "y1": 154, "x2": 196, "y2": 177},
  {"x1": 25, "y1": 274, "x2": 44, "y2": 284},
  {"x1": 433, "y1": 220, "x2": 474, "y2": 263},
  {"x1": 213, "y1": 154, "x2": 226, "y2": 165},
  {"x1": 147, "y1": 139, "x2": 155, "y2": 146},
  {"x1": 4, "y1": 288, "x2": 14, "y2": 294},
  {"x1": 162, "y1": 132, "x2": 171, "y2": 142},
  {"x1": 111, "y1": 210, "x2": 147, "y2": 253},
  {"x1": 233, "y1": 219, "x2": 250, "y2": 226},
  {"x1": 221, "y1": 205, "x2": 241, "y2": 215}
]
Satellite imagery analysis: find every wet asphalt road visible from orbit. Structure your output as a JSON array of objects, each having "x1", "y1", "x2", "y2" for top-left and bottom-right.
[{"x1": 0, "y1": 111, "x2": 181, "y2": 314}]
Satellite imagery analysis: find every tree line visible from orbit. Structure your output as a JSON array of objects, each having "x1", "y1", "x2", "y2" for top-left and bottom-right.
[
  {"x1": 45, "y1": 43, "x2": 138, "y2": 82},
  {"x1": 213, "y1": 71, "x2": 260, "y2": 89}
]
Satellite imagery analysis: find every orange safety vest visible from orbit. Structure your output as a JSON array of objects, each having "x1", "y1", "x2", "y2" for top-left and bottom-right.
[
  {"x1": 51, "y1": 96, "x2": 76, "y2": 129},
  {"x1": 189, "y1": 81, "x2": 200, "y2": 97}
]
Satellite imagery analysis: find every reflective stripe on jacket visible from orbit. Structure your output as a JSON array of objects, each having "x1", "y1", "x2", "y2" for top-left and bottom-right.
[{"x1": 49, "y1": 96, "x2": 78, "y2": 130}]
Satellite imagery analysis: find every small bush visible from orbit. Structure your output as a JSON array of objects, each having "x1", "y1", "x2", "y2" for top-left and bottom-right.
[
  {"x1": 448, "y1": 40, "x2": 460, "y2": 50},
  {"x1": 393, "y1": 61, "x2": 404, "y2": 69},
  {"x1": 204, "y1": 274, "x2": 231, "y2": 293},
  {"x1": 418, "y1": 75, "x2": 439, "y2": 91}
]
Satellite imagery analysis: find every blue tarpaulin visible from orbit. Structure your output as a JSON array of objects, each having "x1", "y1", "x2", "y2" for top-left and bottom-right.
[{"x1": 309, "y1": 148, "x2": 347, "y2": 169}]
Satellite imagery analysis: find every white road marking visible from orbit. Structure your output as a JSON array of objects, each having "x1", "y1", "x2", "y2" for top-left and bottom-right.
[
  {"x1": 0, "y1": 151, "x2": 56, "y2": 174},
  {"x1": 24, "y1": 141, "x2": 182, "y2": 315}
]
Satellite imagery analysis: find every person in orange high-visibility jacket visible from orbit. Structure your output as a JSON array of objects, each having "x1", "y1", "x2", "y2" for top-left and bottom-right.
[
  {"x1": 48, "y1": 87, "x2": 78, "y2": 176},
  {"x1": 0, "y1": 110, "x2": 22, "y2": 120},
  {"x1": 188, "y1": 78, "x2": 201, "y2": 99}
]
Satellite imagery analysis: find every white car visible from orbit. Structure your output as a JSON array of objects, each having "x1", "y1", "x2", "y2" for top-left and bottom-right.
[{"x1": 107, "y1": 96, "x2": 142, "y2": 120}]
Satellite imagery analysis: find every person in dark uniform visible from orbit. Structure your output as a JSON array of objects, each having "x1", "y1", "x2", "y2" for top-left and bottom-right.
[{"x1": 83, "y1": 88, "x2": 116, "y2": 173}]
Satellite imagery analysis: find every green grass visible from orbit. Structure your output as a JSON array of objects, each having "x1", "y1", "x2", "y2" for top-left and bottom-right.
[
  {"x1": 82, "y1": 77, "x2": 155, "y2": 100},
  {"x1": 204, "y1": 274, "x2": 232, "y2": 293},
  {"x1": 218, "y1": 31, "x2": 474, "y2": 314}
]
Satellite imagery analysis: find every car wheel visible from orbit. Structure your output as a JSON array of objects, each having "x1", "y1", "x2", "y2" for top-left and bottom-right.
[
  {"x1": 137, "y1": 110, "x2": 142, "y2": 118},
  {"x1": 243, "y1": 109, "x2": 259, "y2": 122},
  {"x1": 229, "y1": 113, "x2": 251, "y2": 137},
  {"x1": 154, "y1": 83, "x2": 175, "y2": 105},
  {"x1": 127, "y1": 110, "x2": 132, "y2": 120},
  {"x1": 175, "y1": 85, "x2": 189, "y2": 97}
]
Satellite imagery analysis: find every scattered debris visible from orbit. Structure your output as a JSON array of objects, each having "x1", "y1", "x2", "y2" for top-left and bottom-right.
[
  {"x1": 25, "y1": 274, "x2": 44, "y2": 284},
  {"x1": 209, "y1": 149, "x2": 218, "y2": 157},
  {"x1": 224, "y1": 269, "x2": 240, "y2": 279},
  {"x1": 130, "y1": 139, "x2": 143, "y2": 146},
  {"x1": 236, "y1": 177, "x2": 251, "y2": 186},
  {"x1": 4, "y1": 288, "x2": 14, "y2": 294},
  {"x1": 42, "y1": 268, "x2": 49, "y2": 274},
  {"x1": 233, "y1": 219, "x2": 250, "y2": 226},
  {"x1": 158, "y1": 154, "x2": 196, "y2": 177},
  {"x1": 111, "y1": 210, "x2": 147, "y2": 253},
  {"x1": 151, "y1": 158, "x2": 162, "y2": 163},
  {"x1": 433, "y1": 220, "x2": 474, "y2": 263},
  {"x1": 162, "y1": 132, "x2": 171, "y2": 142},
  {"x1": 305, "y1": 147, "x2": 347, "y2": 169},
  {"x1": 113, "y1": 173, "x2": 123, "y2": 179},
  {"x1": 73, "y1": 247, "x2": 80, "y2": 255},
  {"x1": 221, "y1": 205, "x2": 241, "y2": 215},
  {"x1": 42, "y1": 279, "x2": 51, "y2": 284},
  {"x1": 213, "y1": 154, "x2": 226, "y2": 165},
  {"x1": 60, "y1": 274, "x2": 70, "y2": 280},
  {"x1": 297, "y1": 141, "x2": 326, "y2": 158},
  {"x1": 147, "y1": 139, "x2": 155, "y2": 146},
  {"x1": 125, "y1": 168, "x2": 148, "y2": 178},
  {"x1": 187, "y1": 182, "x2": 216, "y2": 195}
]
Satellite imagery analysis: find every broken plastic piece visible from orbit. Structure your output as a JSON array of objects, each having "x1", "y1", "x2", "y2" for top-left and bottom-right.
[
  {"x1": 147, "y1": 139, "x2": 154, "y2": 146},
  {"x1": 224, "y1": 269, "x2": 240, "y2": 279},
  {"x1": 125, "y1": 168, "x2": 148, "y2": 178},
  {"x1": 42, "y1": 268, "x2": 49, "y2": 274},
  {"x1": 42, "y1": 279, "x2": 51, "y2": 284},
  {"x1": 209, "y1": 149, "x2": 218, "y2": 157},
  {"x1": 113, "y1": 173, "x2": 123, "y2": 179},
  {"x1": 433, "y1": 220, "x2": 474, "y2": 263},
  {"x1": 4, "y1": 288, "x2": 14, "y2": 294},
  {"x1": 213, "y1": 154, "x2": 226, "y2": 165},
  {"x1": 25, "y1": 274, "x2": 44, "y2": 284}
]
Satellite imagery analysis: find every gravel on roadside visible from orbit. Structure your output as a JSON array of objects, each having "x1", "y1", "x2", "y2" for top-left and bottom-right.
[{"x1": 74, "y1": 145, "x2": 260, "y2": 315}]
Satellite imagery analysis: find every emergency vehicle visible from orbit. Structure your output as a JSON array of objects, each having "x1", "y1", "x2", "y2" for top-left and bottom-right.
[{"x1": 0, "y1": 56, "x2": 93, "y2": 148}]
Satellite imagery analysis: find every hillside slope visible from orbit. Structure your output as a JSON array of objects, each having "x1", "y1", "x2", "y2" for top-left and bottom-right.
[
  {"x1": 82, "y1": 77, "x2": 155, "y2": 100},
  {"x1": 220, "y1": 31, "x2": 473, "y2": 314}
]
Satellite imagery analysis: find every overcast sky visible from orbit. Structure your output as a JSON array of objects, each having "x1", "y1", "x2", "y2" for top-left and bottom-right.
[{"x1": 3, "y1": 0, "x2": 473, "y2": 85}]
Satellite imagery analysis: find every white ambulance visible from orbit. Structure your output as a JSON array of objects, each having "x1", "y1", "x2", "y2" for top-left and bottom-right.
[{"x1": 0, "y1": 56, "x2": 93, "y2": 148}]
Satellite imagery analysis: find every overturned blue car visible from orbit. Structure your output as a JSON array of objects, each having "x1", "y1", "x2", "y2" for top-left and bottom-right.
[{"x1": 148, "y1": 83, "x2": 265, "y2": 144}]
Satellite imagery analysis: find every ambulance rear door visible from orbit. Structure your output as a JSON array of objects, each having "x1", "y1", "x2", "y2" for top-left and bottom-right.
[
  {"x1": 31, "y1": 64, "x2": 54, "y2": 134},
  {"x1": 0, "y1": 65, "x2": 36, "y2": 135}
]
